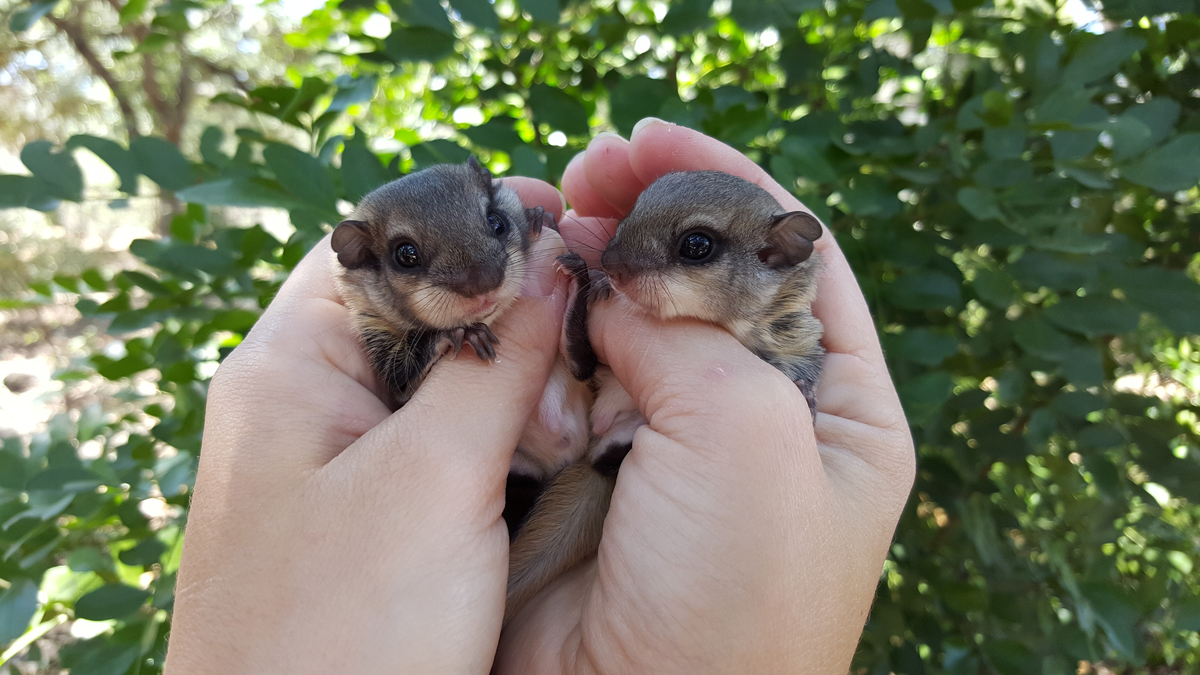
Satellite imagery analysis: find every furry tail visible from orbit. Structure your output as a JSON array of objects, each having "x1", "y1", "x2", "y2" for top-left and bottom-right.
[{"x1": 504, "y1": 461, "x2": 614, "y2": 624}]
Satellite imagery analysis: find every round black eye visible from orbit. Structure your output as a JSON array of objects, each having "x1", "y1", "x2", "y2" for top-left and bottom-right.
[
  {"x1": 487, "y1": 212, "x2": 508, "y2": 236},
  {"x1": 678, "y1": 231, "x2": 714, "y2": 262},
  {"x1": 394, "y1": 242, "x2": 420, "y2": 268}
]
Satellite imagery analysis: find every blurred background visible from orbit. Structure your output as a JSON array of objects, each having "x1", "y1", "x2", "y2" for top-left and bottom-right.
[{"x1": 1, "y1": 0, "x2": 1199, "y2": 672}]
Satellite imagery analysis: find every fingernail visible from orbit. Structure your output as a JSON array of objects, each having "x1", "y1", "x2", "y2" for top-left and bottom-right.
[
  {"x1": 631, "y1": 117, "x2": 669, "y2": 138},
  {"x1": 591, "y1": 131, "x2": 627, "y2": 144}
]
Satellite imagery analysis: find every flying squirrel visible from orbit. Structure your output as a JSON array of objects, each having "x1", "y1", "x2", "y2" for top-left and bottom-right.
[
  {"x1": 504, "y1": 170, "x2": 827, "y2": 623},
  {"x1": 329, "y1": 156, "x2": 596, "y2": 552}
]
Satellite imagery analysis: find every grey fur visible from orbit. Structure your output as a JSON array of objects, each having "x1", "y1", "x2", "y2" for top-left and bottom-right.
[
  {"x1": 332, "y1": 158, "x2": 536, "y2": 408},
  {"x1": 602, "y1": 170, "x2": 826, "y2": 412}
]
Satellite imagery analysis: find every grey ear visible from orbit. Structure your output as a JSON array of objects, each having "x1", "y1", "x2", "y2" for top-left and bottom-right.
[
  {"x1": 758, "y1": 211, "x2": 823, "y2": 269},
  {"x1": 331, "y1": 220, "x2": 375, "y2": 269},
  {"x1": 467, "y1": 155, "x2": 494, "y2": 196}
]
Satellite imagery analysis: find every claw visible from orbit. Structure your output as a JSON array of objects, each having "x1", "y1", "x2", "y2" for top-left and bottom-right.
[
  {"x1": 448, "y1": 327, "x2": 465, "y2": 357},
  {"x1": 588, "y1": 269, "x2": 612, "y2": 303},
  {"x1": 461, "y1": 323, "x2": 500, "y2": 362},
  {"x1": 555, "y1": 252, "x2": 589, "y2": 281}
]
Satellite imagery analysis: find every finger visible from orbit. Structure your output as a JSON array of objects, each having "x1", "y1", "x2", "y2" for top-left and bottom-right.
[
  {"x1": 558, "y1": 213, "x2": 618, "y2": 267},
  {"x1": 588, "y1": 294, "x2": 820, "y2": 470},
  {"x1": 336, "y1": 231, "x2": 570, "y2": 495},
  {"x1": 562, "y1": 152, "x2": 625, "y2": 219},
  {"x1": 626, "y1": 119, "x2": 887, "y2": 372},
  {"x1": 503, "y1": 176, "x2": 566, "y2": 222},
  {"x1": 583, "y1": 132, "x2": 645, "y2": 215}
]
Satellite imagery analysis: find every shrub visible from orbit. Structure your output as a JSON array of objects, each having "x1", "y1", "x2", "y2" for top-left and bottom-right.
[{"x1": 1, "y1": 0, "x2": 1199, "y2": 672}]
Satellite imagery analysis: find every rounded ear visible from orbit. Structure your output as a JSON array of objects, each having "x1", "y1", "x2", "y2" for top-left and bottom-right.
[
  {"x1": 467, "y1": 155, "x2": 495, "y2": 197},
  {"x1": 757, "y1": 211, "x2": 824, "y2": 269},
  {"x1": 331, "y1": 220, "x2": 376, "y2": 269}
]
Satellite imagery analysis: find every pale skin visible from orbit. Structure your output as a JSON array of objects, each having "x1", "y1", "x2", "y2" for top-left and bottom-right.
[{"x1": 165, "y1": 122, "x2": 915, "y2": 674}]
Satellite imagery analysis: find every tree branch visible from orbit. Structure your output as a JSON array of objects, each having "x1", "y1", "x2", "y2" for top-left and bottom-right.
[
  {"x1": 195, "y1": 57, "x2": 251, "y2": 93},
  {"x1": 48, "y1": 15, "x2": 142, "y2": 141},
  {"x1": 141, "y1": 52, "x2": 175, "y2": 139}
]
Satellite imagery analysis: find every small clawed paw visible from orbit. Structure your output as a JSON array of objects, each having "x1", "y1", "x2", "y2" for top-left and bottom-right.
[
  {"x1": 587, "y1": 269, "x2": 612, "y2": 303},
  {"x1": 464, "y1": 323, "x2": 500, "y2": 361},
  {"x1": 555, "y1": 252, "x2": 588, "y2": 279}
]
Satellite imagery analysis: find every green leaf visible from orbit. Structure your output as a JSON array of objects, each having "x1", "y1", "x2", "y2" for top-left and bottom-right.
[
  {"x1": 385, "y1": 25, "x2": 456, "y2": 61},
  {"x1": 21, "y1": 140, "x2": 83, "y2": 200},
  {"x1": 898, "y1": 370, "x2": 955, "y2": 423},
  {"x1": 118, "y1": 0, "x2": 147, "y2": 22},
  {"x1": 1050, "y1": 130, "x2": 1098, "y2": 161},
  {"x1": 1121, "y1": 133, "x2": 1200, "y2": 192},
  {"x1": 409, "y1": 139, "x2": 471, "y2": 169},
  {"x1": 130, "y1": 136, "x2": 194, "y2": 191},
  {"x1": 508, "y1": 145, "x2": 546, "y2": 180},
  {"x1": 1109, "y1": 266, "x2": 1200, "y2": 334},
  {"x1": 449, "y1": 0, "x2": 500, "y2": 31},
  {"x1": 661, "y1": 0, "x2": 713, "y2": 35},
  {"x1": 326, "y1": 74, "x2": 378, "y2": 114},
  {"x1": 66, "y1": 135, "x2": 140, "y2": 193},
  {"x1": 200, "y1": 126, "x2": 227, "y2": 166},
  {"x1": 390, "y1": 0, "x2": 454, "y2": 33},
  {"x1": 957, "y1": 187, "x2": 1001, "y2": 220},
  {"x1": 1062, "y1": 30, "x2": 1146, "y2": 84},
  {"x1": 1175, "y1": 596, "x2": 1200, "y2": 632},
  {"x1": 885, "y1": 328, "x2": 959, "y2": 365},
  {"x1": 780, "y1": 137, "x2": 837, "y2": 184},
  {"x1": 1123, "y1": 98, "x2": 1180, "y2": 147},
  {"x1": 263, "y1": 144, "x2": 339, "y2": 212},
  {"x1": 74, "y1": 584, "x2": 152, "y2": 621},
  {"x1": 983, "y1": 127, "x2": 1025, "y2": 159},
  {"x1": 1106, "y1": 116, "x2": 1154, "y2": 164},
  {"x1": 1079, "y1": 582, "x2": 1141, "y2": 660},
  {"x1": 982, "y1": 641, "x2": 1039, "y2": 675},
  {"x1": 973, "y1": 159, "x2": 1032, "y2": 188},
  {"x1": 0, "y1": 578, "x2": 39, "y2": 643},
  {"x1": 177, "y1": 179, "x2": 306, "y2": 210},
  {"x1": 1013, "y1": 317, "x2": 1073, "y2": 360},
  {"x1": 341, "y1": 141, "x2": 391, "y2": 203},
  {"x1": 609, "y1": 75, "x2": 675, "y2": 137},
  {"x1": 461, "y1": 119, "x2": 524, "y2": 151},
  {"x1": 884, "y1": 271, "x2": 962, "y2": 311},
  {"x1": 520, "y1": 0, "x2": 560, "y2": 23},
  {"x1": 1045, "y1": 296, "x2": 1141, "y2": 336},
  {"x1": 119, "y1": 537, "x2": 167, "y2": 567},
  {"x1": 67, "y1": 547, "x2": 114, "y2": 573},
  {"x1": 0, "y1": 174, "x2": 57, "y2": 210},
  {"x1": 1053, "y1": 391, "x2": 1104, "y2": 419},
  {"x1": 10, "y1": 0, "x2": 58, "y2": 31},
  {"x1": 61, "y1": 643, "x2": 140, "y2": 675},
  {"x1": 529, "y1": 83, "x2": 589, "y2": 135}
]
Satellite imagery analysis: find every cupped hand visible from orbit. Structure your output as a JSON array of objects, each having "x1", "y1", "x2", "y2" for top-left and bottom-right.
[
  {"x1": 495, "y1": 122, "x2": 916, "y2": 674},
  {"x1": 166, "y1": 179, "x2": 566, "y2": 674}
]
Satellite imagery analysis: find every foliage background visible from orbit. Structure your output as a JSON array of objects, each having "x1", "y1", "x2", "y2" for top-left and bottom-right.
[{"x1": 2, "y1": 0, "x2": 1200, "y2": 672}]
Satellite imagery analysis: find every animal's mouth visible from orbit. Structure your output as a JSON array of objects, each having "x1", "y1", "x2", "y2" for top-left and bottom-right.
[{"x1": 464, "y1": 294, "x2": 499, "y2": 318}]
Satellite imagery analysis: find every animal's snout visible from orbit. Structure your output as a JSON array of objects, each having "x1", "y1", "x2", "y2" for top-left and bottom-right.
[{"x1": 447, "y1": 264, "x2": 504, "y2": 297}]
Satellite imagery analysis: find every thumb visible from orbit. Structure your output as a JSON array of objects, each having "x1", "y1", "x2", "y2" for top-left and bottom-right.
[
  {"x1": 589, "y1": 294, "x2": 816, "y2": 461},
  {"x1": 341, "y1": 231, "x2": 569, "y2": 494}
]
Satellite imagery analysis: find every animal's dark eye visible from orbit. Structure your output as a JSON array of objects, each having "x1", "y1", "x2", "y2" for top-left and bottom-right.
[
  {"x1": 487, "y1": 212, "x2": 508, "y2": 236},
  {"x1": 394, "y1": 242, "x2": 420, "y2": 268},
  {"x1": 678, "y1": 231, "x2": 715, "y2": 262}
]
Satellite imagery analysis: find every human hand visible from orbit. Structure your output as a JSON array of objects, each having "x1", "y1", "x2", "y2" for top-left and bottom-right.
[
  {"x1": 494, "y1": 122, "x2": 916, "y2": 674},
  {"x1": 165, "y1": 179, "x2": 565, "y2": 673}
]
